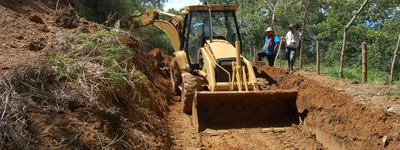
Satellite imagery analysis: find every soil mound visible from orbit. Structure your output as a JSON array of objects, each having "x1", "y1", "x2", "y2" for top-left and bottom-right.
[{"x1": 54, "y1": 8, "x2": 79, "y2": 29}]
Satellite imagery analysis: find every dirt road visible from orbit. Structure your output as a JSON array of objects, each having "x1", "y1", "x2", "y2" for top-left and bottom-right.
[{"x1": 168, "y1": 100, "x2": 324, "y2": 150}]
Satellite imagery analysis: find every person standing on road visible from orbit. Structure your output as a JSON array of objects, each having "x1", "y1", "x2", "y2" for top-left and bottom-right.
[
  {"x1": 256, "y1": 27, "x2": 280, "y2": 67},
  {"x1": 281, "y1": 23, "x2": 301, "y2": 74}
]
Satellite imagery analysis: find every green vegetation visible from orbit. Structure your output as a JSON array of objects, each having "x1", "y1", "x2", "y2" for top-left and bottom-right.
[
  {"x1": 135, "y1": 91, "x2": 150, "y2": 107},
  {"x1": 301, "y1": 63, "x2": 389, "y2": 84},
  {"x1": 63, "y1": 0, "x2": 166, "y2": 23},
  {"x1": 129, "y1": 23, "x2": 175, "y2": 55},
  {"x1": 64, "y1": 0, "x2": 174, "y2": 55}
]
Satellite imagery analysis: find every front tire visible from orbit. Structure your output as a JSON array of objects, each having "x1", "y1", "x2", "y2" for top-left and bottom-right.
[
  {"x1": 170, "y1": 59, "x2": 182, "y2": 95},
  {"x1": 181, "y1": 73, "x2": 197, "y2": 113}
]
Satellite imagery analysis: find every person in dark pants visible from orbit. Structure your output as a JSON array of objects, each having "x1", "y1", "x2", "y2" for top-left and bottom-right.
[
  {"x1": 281, "y1": 23, "x2": 301, "y2": 73},
  {"x1": 256, "y1": 27, "x2": 280, "y2": 66}
]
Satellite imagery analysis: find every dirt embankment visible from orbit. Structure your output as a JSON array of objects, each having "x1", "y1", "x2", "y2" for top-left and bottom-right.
[
  {"x1": 1, "y1": 0, "x2": 400, "y2": 150},
  {"x1": 258, "y1": 66, "x2": 400, "y2": 149},
  {"x1": 0, "y1": 1, "x2": 175, "y2": 149}
]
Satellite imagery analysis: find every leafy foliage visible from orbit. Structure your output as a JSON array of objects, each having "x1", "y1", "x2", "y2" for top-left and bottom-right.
[
  {"x1": 311, "y1": 0, "x2": 399, "y2": 81},
  {"x1": 64, "y1": 0, "x2": 167, "y2": 23},
  {"x1": 134, "y1": 25, "x2": 175, "y2": 55}
]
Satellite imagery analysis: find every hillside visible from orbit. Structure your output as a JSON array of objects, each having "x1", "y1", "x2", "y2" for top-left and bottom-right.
[{"x1": 1, "y1": 0, "x2": 400, "y2": 149}]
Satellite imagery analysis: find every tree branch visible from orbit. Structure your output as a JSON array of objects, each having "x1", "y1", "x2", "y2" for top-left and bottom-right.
[
  {"x1": 345, "y1": 0, "x2": 369, "y2": 30},
  {"x1": 339, "y1": 0, "x2": 369, "y2": 78}
]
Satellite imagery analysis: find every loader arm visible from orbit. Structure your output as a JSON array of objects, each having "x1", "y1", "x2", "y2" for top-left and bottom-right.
[{"x1": 120, "y1": 9, "x2": 188, "y2": 52}]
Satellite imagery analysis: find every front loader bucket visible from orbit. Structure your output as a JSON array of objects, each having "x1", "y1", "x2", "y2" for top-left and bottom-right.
[{"x1": 192, "y1": 90, "x2": 299, "y2": 132}]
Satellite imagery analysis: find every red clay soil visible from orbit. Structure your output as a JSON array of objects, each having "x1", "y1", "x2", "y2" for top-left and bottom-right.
[
  {"x1": 1, "y1": 0, "x2": 400, "y2": 149},
  {"x1": 252, "y1": 65, "x2": 400, "y2": 149}
]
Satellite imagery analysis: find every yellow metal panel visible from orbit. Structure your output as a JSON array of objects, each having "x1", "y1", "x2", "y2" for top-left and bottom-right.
[
  {"x1": 174, "y1": 51, "x2": 189, "y2": 71},
  {"x1": 243, "y1": 58, "x2": 257, "y2": 85},
  {"x1": 205, "y1": 40, "x2": 237, "y2": 59},
  {"x1": 154, "y1": 20, "x2": 180, "y2": 52},
  {"x1": 199, "y1": 48, "x2": 216, "y2": 91}
]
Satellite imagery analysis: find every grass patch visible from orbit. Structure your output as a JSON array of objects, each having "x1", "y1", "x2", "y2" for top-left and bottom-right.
[{"x1": 300, "y1": 63, "x2": 397, "y2": 84}]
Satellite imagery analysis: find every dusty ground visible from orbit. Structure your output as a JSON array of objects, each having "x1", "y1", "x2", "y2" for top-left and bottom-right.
[
  {"x1": 167, "y1": 64, "x2": 400, "y2": 150},
  {"x1": 1, "y1": 0, "x2": 400, "y2": 149}
]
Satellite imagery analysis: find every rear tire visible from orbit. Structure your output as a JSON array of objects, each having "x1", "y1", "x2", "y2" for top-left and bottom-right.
[{"x1": 181, "y1": 73, "x2": 197, "y2": 113}]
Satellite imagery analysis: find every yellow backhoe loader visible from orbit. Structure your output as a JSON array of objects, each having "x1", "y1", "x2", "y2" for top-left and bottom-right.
[{"x1": 121, "y1": 3, "x2": 299, "y2": 132}]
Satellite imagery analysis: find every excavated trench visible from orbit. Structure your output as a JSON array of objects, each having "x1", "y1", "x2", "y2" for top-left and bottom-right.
[
  {"x1": 249, "y1": 64, "x2": 400, "y2": 149},
  {"x1": 158, "y1": 53, "x2": 400, "y2": 149}
]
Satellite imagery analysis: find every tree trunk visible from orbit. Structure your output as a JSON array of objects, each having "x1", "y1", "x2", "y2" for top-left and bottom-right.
[
  {"x1": 339, "y1": 0, "x2": 369, "y2": 78},
  {"x1": 299, "y1": 0, "x2": 312, "y2": 69},
  {"x1": 340, "y1": 29, "x2": 347, "y2": 78},
  {"x1": 264, "y1": 0, "x2": 279, "y2": 28},
  {"x1": 362, "y1": 42, "x2": 368, "y2": 83},
  {"x1": 316, "y1": 41, "x2": 320, "y2": 75},
  {"x1": 249, "y1": 45, "x2": 252, "y2": 61},
  {"x1": 271, "y1": 9, "x2": 275, "y2": 28},
  {"x1": 390, "y1": 34, "x2": 400, "y2": 84}
]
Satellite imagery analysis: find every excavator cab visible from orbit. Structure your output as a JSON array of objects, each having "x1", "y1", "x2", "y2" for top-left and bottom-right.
[{"x1": 181, "y1": 8, "x2": 240, "y2": 72}]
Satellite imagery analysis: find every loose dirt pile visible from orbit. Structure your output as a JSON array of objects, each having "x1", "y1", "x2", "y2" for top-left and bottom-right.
[{"x1": 1, "y1": 0, "x2": 400, "y2": 150}]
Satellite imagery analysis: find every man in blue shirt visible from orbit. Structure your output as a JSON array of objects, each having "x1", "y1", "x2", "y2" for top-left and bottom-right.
[{"x1": 256, "y1": 27, "x2": 280, "y2": 66}]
